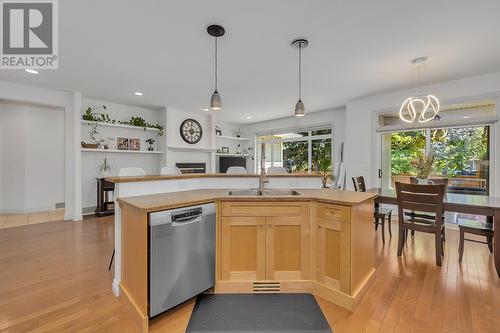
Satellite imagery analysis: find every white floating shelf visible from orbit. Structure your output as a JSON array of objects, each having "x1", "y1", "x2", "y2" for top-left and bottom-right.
[
  {"x1": 81, "y1": 120, "x2": 161, "y2": 132},
  {"x1": 215, "y1": 153, "x2": 248, "y2": 157},
  {"x1": 167, "y1": 146, "x2": 215, "y2": 153},
  {"x1": 215, "y1": 135, "x2": 249, "y2": 141},
  {"x1": 81, "y1": 148, "x2": 163, "y2": 154}
]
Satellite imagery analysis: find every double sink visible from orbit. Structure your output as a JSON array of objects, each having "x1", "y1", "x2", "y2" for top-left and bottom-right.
[{"x1": 227, "y1": 189, "x2": 301, "y2": 196}]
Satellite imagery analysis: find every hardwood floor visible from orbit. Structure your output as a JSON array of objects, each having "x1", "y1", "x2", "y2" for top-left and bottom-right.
[
  {"x1": 0, "y1": 209, "x2": 65, "y2": 230},
  {"x1": 1, "y1": 215, "x2": 499, "y2": 332}
]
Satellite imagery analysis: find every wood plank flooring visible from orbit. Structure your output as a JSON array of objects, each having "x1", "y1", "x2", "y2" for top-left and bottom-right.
[
  {"x1": 0, "y1": 215, "x2": 499, "y2": 332},
  {"x1": 0, "y1": 210, "x2": 65, "y2": 230}
]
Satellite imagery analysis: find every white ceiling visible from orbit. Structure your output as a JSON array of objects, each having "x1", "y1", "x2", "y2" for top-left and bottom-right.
[{"x1": 1, "y1": 0, "x2": 500, "y2": 123}]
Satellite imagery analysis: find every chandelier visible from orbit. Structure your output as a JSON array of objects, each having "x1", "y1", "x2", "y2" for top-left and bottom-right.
[{"x1": 399, "y1": 57, "x2": 440, "y2": 123}]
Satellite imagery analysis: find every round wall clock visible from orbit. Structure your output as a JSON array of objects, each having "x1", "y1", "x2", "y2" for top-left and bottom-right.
[{"x1": 180, "y1": 118, "x2": 203, "y2": 144}]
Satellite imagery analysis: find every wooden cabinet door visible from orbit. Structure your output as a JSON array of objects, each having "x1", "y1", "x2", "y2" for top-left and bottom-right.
[
  {"x1": 315, "y1": 204, "x2": 351, "y2": 293},
  {"x1": 265, "y1": 216, "x2": 310, "y2": 280},
  {"x1": 221, "y1": 216, "x2": 266, "y2": 281}
]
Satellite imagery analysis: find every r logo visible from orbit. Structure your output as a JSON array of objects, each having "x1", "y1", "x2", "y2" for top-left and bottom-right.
[{"x1": 2, "y1": 2, "x2": 53, "y2": 54}]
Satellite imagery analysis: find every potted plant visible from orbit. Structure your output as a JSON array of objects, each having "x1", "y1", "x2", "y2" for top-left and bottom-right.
[
  {"x1": 83, "y1": 105, "x2": 107, "y2": 121},
  {"x1": 97, "y1": 157, "x2": 113, "y2": 178},
  {"x1": 146, "y1": 138, "x2": 155, "y2": 151},
  {"x1": 412, "y1": 153, "x2": 435, "y2": 184}
]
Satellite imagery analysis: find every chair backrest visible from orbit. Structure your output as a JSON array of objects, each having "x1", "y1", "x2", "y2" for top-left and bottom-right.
[
  {"x1": 352, "y1": 176, "x2": 366, "y2": 192},
  {"x1": 118, "y1": 167, "x2": 146, "y2": 177},
  {"x1": 429, "y1": 178, "x2": 449, "y2": 187},
  {"x1": 266, "y1": 166, "x2": 288, "y2": 175},
  {"x1": 226, "y1": 166, "x2": 247, "y2": 174},
  {"x1": 160, "y1": 166, "x2": 182, "y2": 175},
  {"x1": 395, "y1": 182, "x2": 445, "y2": 227},
  {"x1": 409, "y1": 176, "x2": 418, "y2": 184}
]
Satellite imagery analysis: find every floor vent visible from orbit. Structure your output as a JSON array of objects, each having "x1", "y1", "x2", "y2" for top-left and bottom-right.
[{"x1": 253, "y1": 282, "x2": 281, "y2": 293}]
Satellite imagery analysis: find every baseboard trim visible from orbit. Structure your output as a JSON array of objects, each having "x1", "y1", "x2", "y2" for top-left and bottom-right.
[{"x1": 112, "y1": 279, "x2": 121, "y2": 297}]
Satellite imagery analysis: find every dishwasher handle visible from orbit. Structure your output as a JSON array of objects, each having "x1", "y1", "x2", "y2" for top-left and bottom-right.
[{"x1": 172, "y1": 215, "x2": 203, "y2": 226}]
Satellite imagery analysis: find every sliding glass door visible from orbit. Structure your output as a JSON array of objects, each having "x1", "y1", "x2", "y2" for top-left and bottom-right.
[{"x1": 381, "y1": 125, "x2": 490, "y2": 195}]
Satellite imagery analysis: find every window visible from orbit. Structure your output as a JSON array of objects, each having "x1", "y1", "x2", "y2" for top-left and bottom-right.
[
  {"x1": 381, "y1": 125, "x2": 490, "y2": 195},
  {"x1": 256, "y1": 127, "x2": 333, "y2": 175}
]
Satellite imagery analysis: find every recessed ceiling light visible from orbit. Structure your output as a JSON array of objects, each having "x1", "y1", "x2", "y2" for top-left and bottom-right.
[
  {"x1": 246, "y1": 116, "x2": 252, "y2": 120},
  {"x1": 463, "y1": 116, "x2": 470, "y2": 119},
  {"x1": 201, "y1": 107, "x2": 210, "y2": 111},
  {"x1": 25, "y1": 69, "x2": 39, "y2": 74},
  {"x1": 134, "y1": 92, "x2": 143, "y2": 96}
]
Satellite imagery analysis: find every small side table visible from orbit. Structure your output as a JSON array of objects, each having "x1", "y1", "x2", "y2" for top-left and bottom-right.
[{"x1": 96, "y1": 178, "x2": 115, "y2": 216}]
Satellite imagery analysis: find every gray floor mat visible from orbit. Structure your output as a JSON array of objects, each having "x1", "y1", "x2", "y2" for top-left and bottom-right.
[{"x1": 186, "y1": 293, "x2": 332, "y2": 333}]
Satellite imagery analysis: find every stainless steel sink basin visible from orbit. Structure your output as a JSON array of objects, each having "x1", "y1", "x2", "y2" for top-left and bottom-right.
[
  {"x1": 262, "y1": 189, "x2": 301, "y2": 196},
  {"x1": 227, "y1": 189, "x2": 301, "y2": 196},
  {"x1": 227, "y1": 189, "x2": 262, "y2": 196}
]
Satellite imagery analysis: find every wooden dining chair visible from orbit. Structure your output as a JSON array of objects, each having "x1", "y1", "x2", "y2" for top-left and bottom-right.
[
  {"x1": 352, "y1": 176, "x2": 392, "y2": 243},
  {"x1": 458, "y1": 217, "x2": 494, "y2": 262},
  {"x1": 395, "y1": 182, "x2": 446, "y2": 266}
]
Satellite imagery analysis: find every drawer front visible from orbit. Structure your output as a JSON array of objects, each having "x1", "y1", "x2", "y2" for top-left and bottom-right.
[
  {"x1": 221, "y1": 202, "x2": 308, "y2": 217},
  {"x1": 317, "y1": 203, "x2": 350, "y2": 222}
]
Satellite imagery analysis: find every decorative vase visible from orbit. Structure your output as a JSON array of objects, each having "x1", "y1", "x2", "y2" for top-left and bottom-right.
[{"x1": 148, "y1": 145, "x2": 154, "y2": 151}]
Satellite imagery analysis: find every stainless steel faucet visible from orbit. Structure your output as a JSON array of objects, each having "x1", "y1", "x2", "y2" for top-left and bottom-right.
[{"x1": 259, "y1": 143, "x2": 268, "y2": 190}]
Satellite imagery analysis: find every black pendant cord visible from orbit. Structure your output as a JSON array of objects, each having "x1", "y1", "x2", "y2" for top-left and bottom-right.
[
  {"x1": 298, "y1": 44, "x2": 302, "y2": 101},
  {"x1": 214, "y1": 37, "x2": 218, "y2": 92}
]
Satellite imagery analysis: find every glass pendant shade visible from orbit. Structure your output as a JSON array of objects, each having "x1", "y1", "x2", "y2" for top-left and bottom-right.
[
  {"x1": 294, "y1": 99, "x2": 305, "y2": 116},
  {"x1": 210, "y1": 90, "x2": 222, "y2": 110}
]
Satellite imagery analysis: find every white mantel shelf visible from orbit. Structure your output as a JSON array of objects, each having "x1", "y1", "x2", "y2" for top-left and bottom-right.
[
  {"x1": 81, "y1": 120, "x2": 161, "y2": 133},
  {"x1": 81, "y1": 148, "x2": 163, "y2": 154},
  {"x1": 215, "y1": 135, "x2": 249, "y2": 141},
  {"x1": 167, "y1": 146, "x2": 214, "y2": 153},
  {"x1": 215, "y1": 153, "x2": 248, "y2": 157}
]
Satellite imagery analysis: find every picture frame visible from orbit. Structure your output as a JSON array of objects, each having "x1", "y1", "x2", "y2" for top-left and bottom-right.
[
  {"x1": 221, "y1": 146, "x2": 229, "y2": 154},
  {"x1": 117, "y1": 138, "x2": 129, "y2": 150},
  {"x1": 129, "y1": 138, "x2": 141, "y2": 151}
]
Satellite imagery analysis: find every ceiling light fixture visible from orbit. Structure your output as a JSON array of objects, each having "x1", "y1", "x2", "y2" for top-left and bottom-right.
[
  {"x1": 292, "y1": 38, "x2": 308, "y2": 117},
  {"x1": 399, "y1": 57, "x2": 440, "y2": 123},
  {"x1": 25, "y1": 69, "x2": 39, "y2": 74},
  {"x1": 201, "y1": 107, "x2": 210, "y2": 111},
  {"x1": 134, "y1": 92, "x2": 143, "y2": 96},
  {"x1": 207, "y1": 24, "x2": 225, "y2": 111},
  {"x1": 245, "y1": 116, "x2": 252, "y2": 120}
]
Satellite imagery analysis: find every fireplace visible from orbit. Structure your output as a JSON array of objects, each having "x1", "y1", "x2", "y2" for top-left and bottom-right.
[{"x1": 175, "y1": 163, "x2": 206, "y2": 174}]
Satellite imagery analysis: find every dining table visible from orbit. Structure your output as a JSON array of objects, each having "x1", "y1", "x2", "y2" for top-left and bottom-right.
[{"x1": 369, "y1": 188, "x2": 500, "y2": 278}]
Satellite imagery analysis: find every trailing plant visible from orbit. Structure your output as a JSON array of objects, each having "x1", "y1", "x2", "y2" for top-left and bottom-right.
[
  {"x1": 122, "y1": 117, "x2": 164, "y2": 137},
  {"x1": 89, "y1": 124, "x2": 99, "y2": 143},
  {"x1": 412, "y1": 153, "x2": 435, "y2": 179}
]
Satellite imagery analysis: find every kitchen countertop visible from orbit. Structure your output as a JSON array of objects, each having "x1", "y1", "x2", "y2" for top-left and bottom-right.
[
  {"x1": 106, "y1": 173, "x2": 322, "y2": 183},
  {"x1": 117, "y1": 188, "x2": 377, "y2": 213}
]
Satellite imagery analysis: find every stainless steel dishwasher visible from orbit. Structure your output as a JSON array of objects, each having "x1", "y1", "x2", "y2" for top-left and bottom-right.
[{"x1": 149, "y1": 203, "x2": 215, "y2": 317}]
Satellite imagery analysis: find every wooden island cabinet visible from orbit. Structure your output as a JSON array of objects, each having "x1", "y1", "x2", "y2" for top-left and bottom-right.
[
  {"x1": 216, "y1": 197, "x2": 375, "y2": 310},
  {"x1": 117, "y1": 189, "x2": 376, "y2": 332}
]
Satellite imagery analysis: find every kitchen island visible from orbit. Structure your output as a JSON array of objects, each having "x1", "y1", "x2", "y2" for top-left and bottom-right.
[{"x1": 111, "y1": 177, "x2": 377, "y2": 333}]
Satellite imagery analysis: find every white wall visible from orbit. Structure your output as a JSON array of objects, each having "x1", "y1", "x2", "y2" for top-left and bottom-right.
[
  {"x1": 243, "y1": 107, "x2": 346, "y2": 173},
  {"x1": 165, "y1": 108, "x2": 213, "y2": 171},
  {"x1": 81, "y1": 98, "x2": 164, "y2": 212},
  {"x1": 345, "y1": 71, "x2": 500, "y2": 195},
  {"x1": 0, "y1": 101, "x2": 65, "y2": 213}
]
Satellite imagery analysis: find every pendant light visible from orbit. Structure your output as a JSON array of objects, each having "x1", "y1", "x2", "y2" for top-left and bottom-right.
[
  {"x1": 207, "y1": 25, "x2": 225, "y2": 111},
  {"x1": 399, "y1": 57, "x2": 440, "y2": 123},
  {"x1": 292, "y1": 38, "x2": 308, "y2": 117}
]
